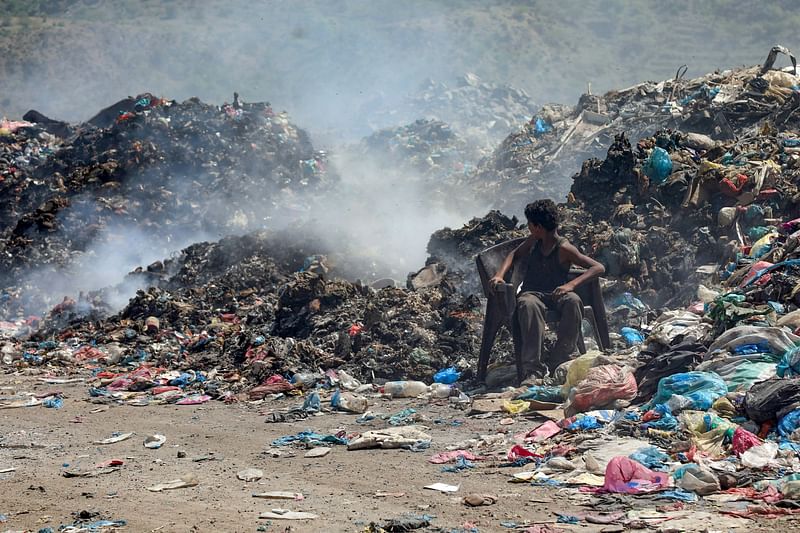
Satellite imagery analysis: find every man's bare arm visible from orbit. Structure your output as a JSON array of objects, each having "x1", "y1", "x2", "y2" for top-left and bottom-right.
[
  {"x1": 490, "y1": 236, "x2": 535, "y2": 285},
  {"x1": 552, "y1": 243, "x2": 605, "y2": 297}
]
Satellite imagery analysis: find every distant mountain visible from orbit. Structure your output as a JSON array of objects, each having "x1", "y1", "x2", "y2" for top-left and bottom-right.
[{"x1": 0, "y1": 0, "x2": 797, "y2": 137}]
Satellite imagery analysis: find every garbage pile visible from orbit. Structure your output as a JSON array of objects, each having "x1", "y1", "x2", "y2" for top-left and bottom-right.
[
  {"x1": 470, "y1": 45, "x2": 800, "y2": 213},
  {"x1": 355, "y1": 119, "x2": 483, "y2": 180},
  {"x1": 0, "y1": 227, "x2": 486, "y2": 405},
  {"x1": 0, "y1": 92, "x2": 334, "y2": 319},
  {"x1": 365, "y1": 72, "x2": 537, "y2": 145}
]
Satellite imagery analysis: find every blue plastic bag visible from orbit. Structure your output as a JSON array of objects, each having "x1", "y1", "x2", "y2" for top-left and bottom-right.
[
  {"x1": 620, "y1": 327, "x2": 645, "y2": 346},
  {"x1": 732, "y1": 342, "x2": 773, "y2": 355},
  {"x1": 303, "y1": 391, "x2": 321, "y2": 412},
  {"x1": 643, "y1": 147, "x2": 673, "y2": 184},
  {"x1": 647, "y1": 371, "x2": 728, "y2": 412},
  {"x1": 433, "y1": 367, "x2": 460, "y2": 384},
  {"x1": 43, "y1": 397, "x2": 63, "y2": 409},
  {"x1": 611, "y1": 292, "x2": 648, "y2": 313},
  {"x1": 779, "y1": 408, "x2": 800, "y2": 438},
  {"x1": 778, "y1": 346, "x2": 800, "y2": 378},
  {"x1": 629, "y1": 446, "x2": 669, "y2": 471},
  {"x1": 644, "y1": 404, "x2": 679, "y2": 431},
  {"x1": 533, "y1": 116, "x2": 553, "y2": 136},
  {"x1": 516, "y1": 385, "x2": 563, "y2": 402},
  {"x1": 566, "y1": 415, "x2": 601, "y2": 431}
]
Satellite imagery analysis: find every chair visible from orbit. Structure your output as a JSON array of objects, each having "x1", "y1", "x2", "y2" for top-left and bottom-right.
[{"x1": 476, "y1": 237, "x2": 611, "y2": 384}]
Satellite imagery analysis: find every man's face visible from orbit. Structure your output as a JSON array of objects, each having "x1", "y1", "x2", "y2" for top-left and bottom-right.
[{"x1": 527, "y1": 221, "x2": 545, "y2": 239}]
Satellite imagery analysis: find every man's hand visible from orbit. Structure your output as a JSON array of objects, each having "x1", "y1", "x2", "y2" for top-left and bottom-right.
[
  {"x1": 490, "y1": 276, "x2": 505, "y2": 287},
  {"x1": 552, "y1": 283, "x2": 575, "y2": 299}
]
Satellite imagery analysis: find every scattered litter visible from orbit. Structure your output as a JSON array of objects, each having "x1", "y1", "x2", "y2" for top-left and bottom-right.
[{"x1": 146, "y1": 474, "x2": 199, "y2": 492}]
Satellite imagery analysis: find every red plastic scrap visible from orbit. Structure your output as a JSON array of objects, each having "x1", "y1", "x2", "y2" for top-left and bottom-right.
[
  {"x1": 719, "y1": 173, "x2": 749, "y2": 197},
  {"x1": 732, "y1": 427, "x2": 762, "y2": 456},
  {"x1": 249, "y1": 375, "x2": 295, "y2": 399},
  {"x1": 724, "y1": 485, "x2": 782, "y2": 503},
  {"x1": 348, "y1": 324, "x2": 363, "y2": 337},
  {"x1": 507, "y1": 444, "x2": 542, "y2": 461}
]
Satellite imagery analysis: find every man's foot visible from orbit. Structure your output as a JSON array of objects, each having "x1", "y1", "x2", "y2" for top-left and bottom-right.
[{"x1": 519, "y1": 363, "x2": 548, "y2": 387}]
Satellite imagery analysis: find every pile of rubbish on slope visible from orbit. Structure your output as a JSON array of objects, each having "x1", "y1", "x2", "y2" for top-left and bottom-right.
[
  {"x1": 0, "y1": 92, "x2": 334, "y2": 319},
  {"x1": 469, "y1": 45, "x2": 800, "y2": 213},
  {"x1": 363, "y1": 72, "x2": 537, "y2": 146}
]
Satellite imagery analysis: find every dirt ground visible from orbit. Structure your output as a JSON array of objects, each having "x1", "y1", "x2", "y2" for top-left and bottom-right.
[{"x1": 0, "y1": 374, "x2": 791, "y2": 533}]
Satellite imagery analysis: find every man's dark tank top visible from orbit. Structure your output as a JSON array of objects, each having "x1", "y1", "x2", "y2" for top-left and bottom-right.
[{"x1": 520, "y1": 237, "x2": 570, "y2": 293}]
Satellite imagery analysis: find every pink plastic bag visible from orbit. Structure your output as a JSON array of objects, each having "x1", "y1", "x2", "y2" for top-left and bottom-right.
[
  {"x1": 568, "y1": 365, "x2": 637, "y2": 414},
  {"x1": 732, "y1": 427, "x2": 762, "y2": 456},
  {"x1": 429, "y1": 450, "x2": 483, "y2": 464},
  {"x1": 599, "y1": 456, "x2": 671, "y2": 494},
  {"x1": 176, "y1": 394, "x2": 211, "y2": 405},
  {"x1": 524, "y1": 420, "x2": 562, "y2": 442}
]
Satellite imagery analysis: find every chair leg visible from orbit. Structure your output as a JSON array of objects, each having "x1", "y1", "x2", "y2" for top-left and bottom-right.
[
  {"x1": 512, "y1": 317, "x2": 525, "y2": 385},
  {"x1": 582, "y1": 306, "x2": 602, "y2": 352},
  {"x1": 477, "y1": 304, "x2": 503, "y2": 383}
]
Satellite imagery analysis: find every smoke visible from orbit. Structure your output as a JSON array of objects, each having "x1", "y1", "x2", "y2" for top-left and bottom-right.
[{"x1": 305, "y1": 148, "x2": 489, "y2": 280}]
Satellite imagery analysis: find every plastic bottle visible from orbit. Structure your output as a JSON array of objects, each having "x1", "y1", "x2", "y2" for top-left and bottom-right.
[
  {"x1": 383, "y1": 381, "x2": 429, "y2": 398},
  {"x1": 429, "y1": 383, "x2": 452, "y2": 399}
]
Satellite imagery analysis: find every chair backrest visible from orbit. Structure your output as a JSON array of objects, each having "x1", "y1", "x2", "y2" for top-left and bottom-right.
[{"x1": 475, "y1": 237, "x2": 527, "y2": 298}]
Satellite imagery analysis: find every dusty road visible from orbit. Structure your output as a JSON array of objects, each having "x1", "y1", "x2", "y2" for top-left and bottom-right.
[{"x1": 0, "y1": 374, "x2": 785, "y2": 532}]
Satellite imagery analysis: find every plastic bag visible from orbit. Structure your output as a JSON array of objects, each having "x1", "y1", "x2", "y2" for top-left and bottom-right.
[
  {"x1": 648, "y1": 371, "x2": 727, "y2": 412},
  {"x1": 777, "y1": 346, "x2": 800, "y2": 378},
  {"x1": 433, "y1": 366, "x2": 460, "y2": 384},
  {"x1": 629, "y1": 446, "x2": 669, "y2": 471},
  {"x1": 620, "y1": 327, "x2": 645, "y2": 346},
  {"x1": 532, "y1": 116, "x2": 553, "y2": 136},
  {"x1": 642, "y1": 404, "x2": 679, "y2": 431},
  {"x1": 567, "y1": 365, "x2": 637, "y2": 415},
  {"x1": 561, "y1": 352, "x2": 600, "y2": 397},
  {"x1": 741, "y1": 442, "x2": 778, "y2": 468},
  {"x1": 778, "y1": 408, "x2": 800, "y2": 440},
  {"x1": 502, "y1": 400, "x2": 530, "y2": 415},
  {"x1": 566, "y1": 415, "x2": 601, "y2": 431},
  {"x1": 732, "y1": 427, "x2": 762, "y2": 456},
  {"x1": 744, "y1": 377, "x2": 800, "y2": 423},
  {"x1": 680, "y1": 411, "x2": 736, "y2": 458},
  {"x1": 601, "y1": 456, "x2": 671, "y2": 494},
  {"x1": 674, "y1": 464, "x2": 720, "y2": 495},
  {"x1": 711, "y1": 396, "x2": 736, "y2": 418},
  {"x1": 643, "y1": 147, "x2": 673, "y2": 184},
  {"x1": 525, "y1": 420, "x2": 561, "y2": 442},
  {"x1": 516, "y1": 385, "x2": 563, "y2": 403}
]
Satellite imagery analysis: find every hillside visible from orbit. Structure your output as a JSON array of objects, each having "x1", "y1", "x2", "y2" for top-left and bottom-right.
[{"x1": 1, "y1": 0, "x2": 799, "y2": 138}]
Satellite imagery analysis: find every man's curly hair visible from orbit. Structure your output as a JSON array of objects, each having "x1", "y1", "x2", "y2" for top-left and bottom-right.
[{"x1": 524, "y1": 199, "x2": 558, "y2": 231}]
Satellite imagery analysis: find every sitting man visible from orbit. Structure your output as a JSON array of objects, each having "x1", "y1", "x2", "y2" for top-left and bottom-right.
[{"x1": 490, "y1": 199, "x2": 605, "y2": 379}]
